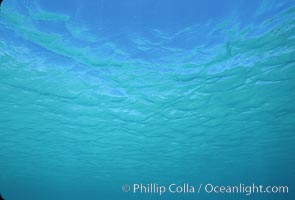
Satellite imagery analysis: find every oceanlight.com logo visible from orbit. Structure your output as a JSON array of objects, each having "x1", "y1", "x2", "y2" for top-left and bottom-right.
[{"x1": 121, "y1": 183, "x2": 289, "y2": 196}]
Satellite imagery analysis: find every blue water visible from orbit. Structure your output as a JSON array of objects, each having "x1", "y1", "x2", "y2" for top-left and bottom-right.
[{"x1": 0, "y1": 0, "x2": 295, "y2": 199}]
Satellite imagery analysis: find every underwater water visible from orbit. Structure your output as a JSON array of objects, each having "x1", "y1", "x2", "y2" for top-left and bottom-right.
[{"x1": 0, "y1": 0, "x2": 295, "y2": 199}]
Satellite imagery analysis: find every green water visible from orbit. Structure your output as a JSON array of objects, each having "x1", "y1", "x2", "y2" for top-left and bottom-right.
[{"x1": 0, "y1": 0, "x2": 294, "y2": 199}]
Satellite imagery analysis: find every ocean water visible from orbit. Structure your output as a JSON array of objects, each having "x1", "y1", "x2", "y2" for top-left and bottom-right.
[{"x1": 0, "y1": 0, "x2": 294, "y2": 199}]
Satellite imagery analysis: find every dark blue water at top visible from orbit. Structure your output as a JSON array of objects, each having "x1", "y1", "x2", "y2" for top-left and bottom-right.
[{"x1": 0, "y1": 0, "x2": 294, "y2": 199}]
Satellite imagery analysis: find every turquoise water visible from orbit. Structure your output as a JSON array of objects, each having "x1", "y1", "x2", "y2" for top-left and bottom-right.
[{"x1": 0, "y1": 0, "x2": 295, "y2": 199}]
